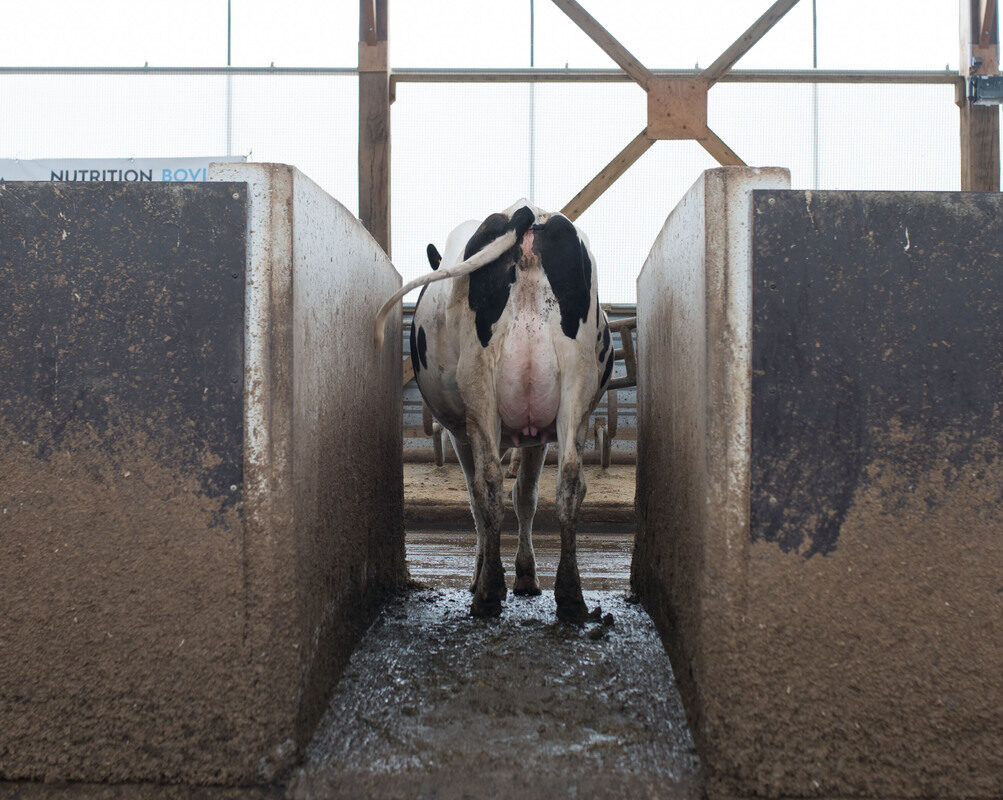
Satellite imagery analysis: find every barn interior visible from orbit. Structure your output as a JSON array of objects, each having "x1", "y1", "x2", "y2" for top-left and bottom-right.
[{"x1": 1, "y1": 1, "x2": 1002, "y2": 799}]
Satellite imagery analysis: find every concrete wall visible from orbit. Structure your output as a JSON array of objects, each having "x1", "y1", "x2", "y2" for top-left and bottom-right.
[
  {"x1": 0, "y1": 165, "x2": 405, "y2": 785},
  {"x1": 635, "y1": 168, "x2": 1003, "y2": 799}
]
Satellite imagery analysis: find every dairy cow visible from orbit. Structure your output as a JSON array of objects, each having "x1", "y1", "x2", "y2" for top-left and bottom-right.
[{"x1": 376, "y1": 201, "x2": 614, "y2": 622}]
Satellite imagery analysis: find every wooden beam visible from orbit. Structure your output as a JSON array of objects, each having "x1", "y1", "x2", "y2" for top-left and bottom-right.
[
  {"x1": 975, "y1": 10, "x2": 1001, "y2": 73},
  {"x1": 550, "y1": 0, "x2": 654, "y2": 90},
  {"x1": 702, "y1": 0, "x2": 803, "y2": 86},
  {"x1": 962, "y1": 0, "x2": 999, "y2": 70},
  {"x1": 359, "y1": 0, "x2": 387, "y2": 41},
  {"x1": 976, "y1": 0, "x2": 1000, "y2": 73},
  {"x1": 561, "y1": 130, "x2": 655, "y2": 221},
  {"x1": 359, "y1": 0, "x2": 391, "y2": 254},
  {"x1": 980, "y1": 0, "x2": 998, "y2": 46},
  {"x1": 959, "y1": 0, "x2": 1001, "y2": 190},
  {"x1": 698, "y1": 128, "x2": 747, "y2": 166},
  {"x1": 960, "y1": 104, "x2": 1000, "y2": 190},
  {"x1": 361, "y1": 0, "x2": 378, "y2": 45}
]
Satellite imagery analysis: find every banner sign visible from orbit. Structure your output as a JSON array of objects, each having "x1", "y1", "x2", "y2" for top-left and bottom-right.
[{"x1": 0, "y1": 157, "x2": 246, "y2": 183}]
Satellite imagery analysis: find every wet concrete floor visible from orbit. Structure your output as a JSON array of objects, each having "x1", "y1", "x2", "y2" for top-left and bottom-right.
[
  {"x1": 290, "y1": 530, "x2": 702, "y2": 800},
  {"x1": 406, "y1": 529, "x2": 635, "y2": 591}
]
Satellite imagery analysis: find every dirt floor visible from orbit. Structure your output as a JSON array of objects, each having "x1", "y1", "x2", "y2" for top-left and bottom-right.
[
  {"x1": 289, "y1": 587, "x2": 701, "y2": 800},
  {"x1": 404, "y1": 462, "x2": 636, "y2": 528}
]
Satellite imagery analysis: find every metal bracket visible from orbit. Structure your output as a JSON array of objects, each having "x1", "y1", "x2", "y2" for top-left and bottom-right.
[{"x1": 970, "y1": 74, "x2": 1003, "y2": 104}]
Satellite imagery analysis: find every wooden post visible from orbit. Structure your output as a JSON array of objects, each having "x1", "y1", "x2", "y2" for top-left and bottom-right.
[
  {"x1": 359, "y1": 0, "x2": 391, "y2": 253},
  {"x1": 701, "y1": 0, "x2": 803, "y2": 86},
  {"x1": 699, "y1": 128, "x2": 747, "y2": 166},
  {"x1": 561, "y1": 130, "x2": 655, "y2": 221},
  {"x1": 959, "y1": 0, "x2": 1000, "y2": 191},
  {"x1": 550, "y1": 0, "x2": 654, "y2": 90}
]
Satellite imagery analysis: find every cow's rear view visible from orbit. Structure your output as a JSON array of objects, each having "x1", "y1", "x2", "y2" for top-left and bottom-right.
[{"x1": 376, "y1": 201, "x2": 613, "y2": 622}]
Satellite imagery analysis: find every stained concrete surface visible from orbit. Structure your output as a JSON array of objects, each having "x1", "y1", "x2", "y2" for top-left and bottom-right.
[
  {"x1": 0, "y1": 784, "x2": 281, "y2": 799},
  {"x1": 290, "y1": 587, "x2": 701, "y2": 800},
  {"x1": 636, "y1": 170, "x2": 1003, "y2": 799},
  {"x1": 0, "y1": 182, "x2": 256, "y2": 783},
  {"x1": 1, "y1": 169, "x2": 406, "y2": 784}
]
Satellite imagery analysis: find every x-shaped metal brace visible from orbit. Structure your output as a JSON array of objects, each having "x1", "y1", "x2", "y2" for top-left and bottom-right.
[{"x1": 553, "y1": 0, "x2": 802, "y2": 221}]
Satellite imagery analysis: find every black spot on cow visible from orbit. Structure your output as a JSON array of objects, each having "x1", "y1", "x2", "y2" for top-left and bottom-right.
[
  {"x1": 600, "y1": 348, "x2": 614, "y2": 387},
  {"x1": 416, "y1": 325, "x2": 428, "y2": 369},
  {"x1": 410, "y1": 268, "x2": 432, "y2": 376},
  {"x1": 509, "y1": 205, "x2": 536, "y2": 239},
  {"x1": 599, "y1": 323, "x2": 611, "y2": 361},
  {"x1": 409, "y1": 320, "x2": 420, "y2": 376},
  {"x1": 537, "y1": 215, "x2": 591, "y2": 340},
  {"x1": 465, "y1": 209, "x2": 534, "y2": 348},
  {"x1": 426, "y1": 243, "x2": 441, "y2": 270}
]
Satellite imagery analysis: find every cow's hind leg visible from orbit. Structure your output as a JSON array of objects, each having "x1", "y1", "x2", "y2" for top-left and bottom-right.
[
  {"x1": 450, "y1": 433, "x2": 485, "y2": 592},
  {"x1": 467, "y1": 419, "x2": 507, "y2": 617},
  {"x1": 512, "y1": 443, "x2": 547, "y2": 596},
  {"x1": 555, "y1": 415, "x2": 588, "y2": 625}
]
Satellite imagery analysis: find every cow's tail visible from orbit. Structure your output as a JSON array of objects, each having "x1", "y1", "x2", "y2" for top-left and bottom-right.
[{"x1": 373, "y1": 227, "x2": 517, "y2": 348}]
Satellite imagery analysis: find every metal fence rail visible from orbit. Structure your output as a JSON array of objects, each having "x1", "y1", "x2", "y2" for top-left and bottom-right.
[{"x1": 0, "y1": 65, "x2": 961, "y2": 85}]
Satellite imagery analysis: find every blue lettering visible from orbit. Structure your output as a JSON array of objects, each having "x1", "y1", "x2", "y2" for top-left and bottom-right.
[
  {"x1": 162, "y1": 169, "x2": 173, "y2": 181},
  {"x1": 173, "y1": 169, "x2": 188, "y2": 181}
]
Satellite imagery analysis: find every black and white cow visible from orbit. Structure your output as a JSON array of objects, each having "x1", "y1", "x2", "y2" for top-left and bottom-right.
[{"x1": 375, "y1": 201, "x2": 614, "y2": 623}]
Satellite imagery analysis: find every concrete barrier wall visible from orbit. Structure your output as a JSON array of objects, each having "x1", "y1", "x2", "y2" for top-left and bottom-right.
[
  {"x1": 634, "y1": 168, "x2": 1003, "y2": 799},
  {"x1": 0, "y1": 165, "x2": 405, "y2": 785}
]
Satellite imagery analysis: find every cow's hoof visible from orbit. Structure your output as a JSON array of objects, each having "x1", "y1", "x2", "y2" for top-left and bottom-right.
[
  {"x1": 513, "y1": 575, "x2": 542, "y2": 596},
  {"x1": 556, "y1": 599, "x2": 588, "y2": 626},
  {"x1": 470, "y1": 596, "x2": 503, "y2": 618}
]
